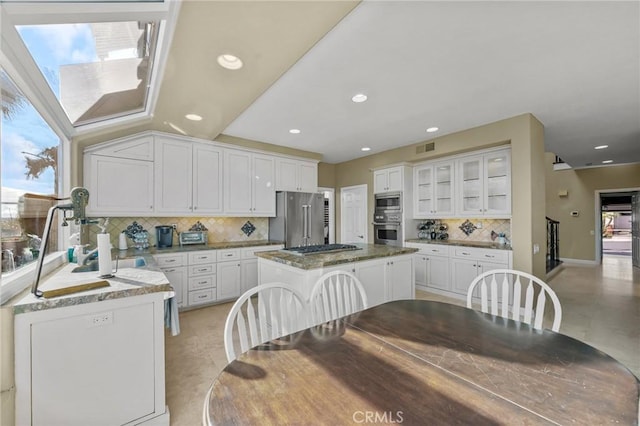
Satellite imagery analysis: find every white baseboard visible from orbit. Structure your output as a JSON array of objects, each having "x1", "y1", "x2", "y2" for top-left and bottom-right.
[{"x1": 560, "y1": 257, "x2": 598, "y2": 266}]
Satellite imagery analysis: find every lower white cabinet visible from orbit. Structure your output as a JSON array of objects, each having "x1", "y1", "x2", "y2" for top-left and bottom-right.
[
  {"x1": 15, "y1": 293, "x2": 169, "y2": 426},
  {"x1": 187, "y1": 250, "x2": 217, "y2": 306},
  {"x1": 217, "y1": 249, "x2": 242, "y2": 301},
  {"x1": 406, "y1": 242, "x2": 511, "y2": 299},
  {"x1": 153, "y1": 253, "x2": 188, "y2": 308},
  {"x1": 240, "y1": 245, "x2": 284, "y2": 293},
  {"x1": 258, "y1": 254, "x2": 414, "y2": 308}
]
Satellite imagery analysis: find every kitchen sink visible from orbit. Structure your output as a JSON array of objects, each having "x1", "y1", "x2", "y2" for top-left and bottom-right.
[{"x1": 71, "y1": 257, "x2": 146, "y2": 273}]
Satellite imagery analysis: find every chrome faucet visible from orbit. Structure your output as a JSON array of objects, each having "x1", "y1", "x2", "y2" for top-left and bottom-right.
[{"x1": 77, "y1": 245, "x2": 99, "y2": 265}]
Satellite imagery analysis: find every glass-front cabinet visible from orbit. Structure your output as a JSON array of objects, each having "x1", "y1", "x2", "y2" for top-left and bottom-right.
[
  {"x1": 414, "y1": 161, "x2": 454, "y2": 218},
  {"x1": 456, "y1": 148, "x2": 511, "y2": 217}
]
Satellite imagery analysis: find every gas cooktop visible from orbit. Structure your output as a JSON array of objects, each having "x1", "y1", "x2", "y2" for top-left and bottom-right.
[{"x1": 282, "y1": 244, "x2": 361, "y2": 256}]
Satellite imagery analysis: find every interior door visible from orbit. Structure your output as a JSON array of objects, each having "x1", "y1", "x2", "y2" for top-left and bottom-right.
[
  {"x1": 340, "y1": 185, "x2": 367, "y2": 244},
  {"x1": 632, "y1": 192, "x2": 639, "y2": 268}
]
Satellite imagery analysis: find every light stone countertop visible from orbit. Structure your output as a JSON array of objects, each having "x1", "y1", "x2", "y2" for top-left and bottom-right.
[
  {"x1": 405, "y1": 239, "x2": 513, "y2": 251},
  {"x1": 14, "y1": 240, "x2": 284, "y2": 315},
  {"x1": 255, "y1": 243, "x2": 418, "y2": 270}
]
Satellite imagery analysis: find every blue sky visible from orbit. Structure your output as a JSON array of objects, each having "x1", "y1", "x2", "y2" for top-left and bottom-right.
[{"x1": 1, "y1": 24, "x2": 97, "y2": 202}]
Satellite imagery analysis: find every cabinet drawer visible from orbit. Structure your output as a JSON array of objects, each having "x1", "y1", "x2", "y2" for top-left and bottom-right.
[
  {"x1": 188, "y1": 288, "x2": 216, "y2": 306},
  {"x1": 188, "y1": 251, "x2": 217, "y2": 265},
  {"x1": 405, "y1": 243, "x2": 450, "y2": 257},
  {"x1": 153, "y1": 253, "x2": 186, "y2": 267},
  {"x1": 217, "y1": 249, "x2": 240, "y2": 262},
  {"x1": 241, "y1": 245, "x2": 283, "y2": 259},
  {"x1": 189, "y1": 264, "x2": 215, "y2": 276},
  {"x1": 452, "y1": 247, "x2": 509, "y2": 263},
  {"x1": 188, "y1": 275, "x2": 216, "y2": 291}
]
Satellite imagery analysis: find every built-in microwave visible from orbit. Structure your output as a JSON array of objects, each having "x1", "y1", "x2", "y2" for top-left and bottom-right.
[
  {"x1": 374, "y1": 192, "x2": 402, "y2": 211},
  {"x1": 373, "y1": 222, "x2": 403, "y2": 247}
]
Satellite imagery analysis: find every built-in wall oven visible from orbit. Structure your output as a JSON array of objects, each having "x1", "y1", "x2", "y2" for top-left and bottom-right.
[{"x1": 373, "y1": 192, "x2": 403, "y2": 246}]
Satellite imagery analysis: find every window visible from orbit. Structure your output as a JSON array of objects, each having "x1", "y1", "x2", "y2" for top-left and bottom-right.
[
  {"x1": 1, "y1": 69, "x2": 60, "y2": 279},
  {"x1": 16, "y1": 20, "x2": 159, "y2": 126}
]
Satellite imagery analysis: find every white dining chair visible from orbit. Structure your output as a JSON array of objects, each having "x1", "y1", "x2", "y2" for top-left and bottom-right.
[
  {"x1": 224, "y1": 282, "x2": 308, "y2": 363},
  {"x1": 466, "y1": 269, "x2": 562, "y2": 332},
  {"x1": 309, "y1": 270, "x2": 368, "y2": 326}
]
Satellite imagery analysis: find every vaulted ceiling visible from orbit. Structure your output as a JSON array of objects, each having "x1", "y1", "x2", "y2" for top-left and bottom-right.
[{"x1": 79, "y1": 1, "x2": 639, "y2": 169}]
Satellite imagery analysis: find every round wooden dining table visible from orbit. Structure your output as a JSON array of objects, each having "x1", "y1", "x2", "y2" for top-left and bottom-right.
[{"x1": 205, "y1": 300, "x2": 639, "y2": 425}]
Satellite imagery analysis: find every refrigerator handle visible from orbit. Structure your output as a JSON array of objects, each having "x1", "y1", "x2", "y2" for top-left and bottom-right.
[{"x1": 302, "y1": 204, "x2": 310, "y2": 244}]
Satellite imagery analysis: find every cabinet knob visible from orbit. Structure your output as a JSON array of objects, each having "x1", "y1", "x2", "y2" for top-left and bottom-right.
[
  {"x1": 150, "y1": 206, "x2": 153, "y2": 209},
  {"x1": 194, "y1": 206, "x2": 198, "y2": 210}
]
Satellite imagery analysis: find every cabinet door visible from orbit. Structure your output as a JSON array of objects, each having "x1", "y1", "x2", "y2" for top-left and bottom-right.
[
  {"x1": 484, "y1": 150, "x2": 511, "y2": 216},
  {"x1": 388, "y1": 256, "x2": 414, "y2": 301},
  {"x1": 457, "y1": 155, "x2": 484, "y2": 216},
  {"x1": 155, "y1": 139, "x2": 193, "y2": 214},
  {"x1": 86, "y1": 155, "x2": 154, "y2": 215},
  {"x1": 354, "y1": 258, "x2": 387, "y2": 307},
  {"x1": 241, "y1": 259, "x2": 258, "y2": 293},
  {"x1": 414, "y1": 254, "x2": 428, "y2": 288},
  {"x1": 217, "y1": 261, "x2": 242, "y2": 300},
  {"x1": 193, "y1": 144, "x2": 223, "y2": 214},
  {"x1": 387, "y1": 167, "x2": 403, "y2": 192},
  {"x1": 414, "y1": 164, "x2": 434, "y2": 217},
  {"x1": 450, "y1": 258, "x2": 479, "y2": 295},
  {"x1": 427, "y1": 255, "x2": 450, "y2": 291},
  {"x1": 297, "y1": 161, "x2": 318, "y2": 193},
  {"x1": 275, "y1": 158, "x2": 299, "y2": 192},
  {"x1": 373, "y1": 170, "x2": 389, "y2": 194},
  {"x1": 434, "y1": 161, "x2": 454, "y2": 215},
  {"x1": 161, "y1": 266, "x2": 187, "y2": 308},
  {"x1": 224, "y1": 149, "x2": 253, "y2": 214},
  {"x1": 252, "y1": 154, "x2": 276, "y2": 216}
]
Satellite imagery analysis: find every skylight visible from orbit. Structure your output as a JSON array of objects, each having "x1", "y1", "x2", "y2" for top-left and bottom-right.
[{"x1": 16, "y1": 20, "x2": 159, "y2": 127}]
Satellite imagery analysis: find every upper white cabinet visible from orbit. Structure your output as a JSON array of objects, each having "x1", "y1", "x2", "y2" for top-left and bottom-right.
[
  {"x1": 456, "y1": 148, "x2": 511, "y2": 217},
  {"x1": 374, "y1": 166, "x2": 404, "y2": 193},
  {"x1": 224, "y1": 149, "x2": 276, "y2": 216},
  {"x1": 413, "y1": 161, "x2": 455, "y2": 218},
  {"x1": 275, "y1": 158, "x2": 318, "y2": 193},
  {"x1": 154, "y1": 137, "x2": 223, "y2": 215},
  {"x1": 84, "y1": 135, "x2": 155, "y2": 216}
]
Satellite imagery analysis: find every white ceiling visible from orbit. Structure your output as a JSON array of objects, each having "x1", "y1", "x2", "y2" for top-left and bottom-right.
[{"x1": 222, "y1": 1, "x2": 640, "y2": 167}]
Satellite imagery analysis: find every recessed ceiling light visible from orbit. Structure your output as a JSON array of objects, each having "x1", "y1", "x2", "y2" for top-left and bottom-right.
[
  {"x1": 594, "y1": 145, "x2": 608, "y2": 150},
  {"x1": 217, "y1": 54, "x2": 243, "y2": 70},
  {"x1": 602, "y1": 160, "x2": 613, "y2": 164},
  {"x1": 361, "y1": 147, "x2": 371, "y2": 152},
  {"x1": 289, "y1": 129, "x2": 301, "y2": 134},
  {"x1": 426, "y1": 127, "x2": 439, "y2": 133},
  {"x1": 185, "y1": 114, "x2": 202, "y2": 121},
  {"x1": 352, "y1": 93, "x2": 368, "y2": 103}
]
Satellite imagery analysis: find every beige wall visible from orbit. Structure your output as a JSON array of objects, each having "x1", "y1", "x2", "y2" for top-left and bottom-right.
[
  {"x1": 318, "y1": 162, "x2": 336, "y2": 188},
  {"x1": 333, "y1": 113, "x2": 546, "y2": 278},
  {"x1": 545, "y1": 154, "x2": 640, "y2": 261}
]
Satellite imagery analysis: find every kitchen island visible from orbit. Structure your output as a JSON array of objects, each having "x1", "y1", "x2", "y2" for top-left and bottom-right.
[
  {"x1": 257, "y1": 243, "x2": 418, "y2": 306},
  {"x1": 13, "y1": 254, "x2": 173, "y2": 426}
]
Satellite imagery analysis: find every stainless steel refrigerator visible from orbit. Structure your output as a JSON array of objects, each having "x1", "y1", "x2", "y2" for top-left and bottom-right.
[{"x1": 269, "y1": 192, "x2": 324, "y2": 248}]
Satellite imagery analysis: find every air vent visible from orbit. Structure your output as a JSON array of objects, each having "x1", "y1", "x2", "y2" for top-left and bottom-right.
[{"x1": 416, "y1": 142, "x2": 435, "y2": 154}]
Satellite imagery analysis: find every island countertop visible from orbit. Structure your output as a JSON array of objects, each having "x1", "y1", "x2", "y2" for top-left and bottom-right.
[
  {"x1": 13, "y1": 253, "x2": 171, "y2": 315},
  {"x1": 255, "y1": 243, "x2": 418, "y2": 270},
  {"x1": 405, "y1": 239, "x2": 512, "y2": 250}
]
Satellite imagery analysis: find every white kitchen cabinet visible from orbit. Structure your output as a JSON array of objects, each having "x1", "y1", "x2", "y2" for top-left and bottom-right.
[
  {"x1": 373, "y1": 166, "x2": 404, "y2": 193},
  {"x1": 224, "y1": 149, "x2": 276, "y2": 216},
  {"x1": 449, "y1": 246, "x2": 511, "y2": 296},
  {"x1": 85, "y1": 154, "x2": 154, "y2": 216},
  {"x1": 241, "y1": 245, "x2": 284, "y2": 293},
  {"x1": 154, "y1": 138, "x2": 223, "y2": 215},
  {"x1": 407, "y1": 242, "x2": 450, "y2": 292},
  {"x1": 456, "y1": 148, "x2": 511, "y2": 217},
  {"x1": 354, "y1": 255, "x2": 414, "y2": 306},
  {"x1": 153, "y1": 253, "x2": 188, "y2": 308},
  {"x1": 387, "y1": 255, "x2": 414, "y2": 300},
  {"x1": 275, "y1": 157, "x2": 318, "y2": 193},
  {"x1": 15, "y1": 293, "x2": 168, "y2": 426},
  {"x1": 217, "y1": 249, "x2": 242, "y2": 301},
  {"x1": 187, "y1": 250, "x2": 217, "y2": 307},
  {"x1": 413, "y1": 161, "x2": 455, "y2": 218},
  {"x1": 353, "y1": 258, "x2": 387, "y2": 307}
]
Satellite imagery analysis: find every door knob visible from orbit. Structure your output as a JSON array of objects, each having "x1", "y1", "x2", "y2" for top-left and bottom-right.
[{"x1": 358, "y1": 235, "x2": 364, "y2": 238}]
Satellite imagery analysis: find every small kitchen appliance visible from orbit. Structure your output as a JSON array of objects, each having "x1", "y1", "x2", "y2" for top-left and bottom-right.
[
  {"x1": 155, "y1": 225, "x2": 174, "y2": 248},
  {"x1": 179, "y1": 230, "x2": 208, "y2": 246}
]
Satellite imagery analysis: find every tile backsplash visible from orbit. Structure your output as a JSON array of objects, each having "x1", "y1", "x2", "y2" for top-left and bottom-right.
[
  {"x1": 84, "y1": 217, "x2": 269, "y2": 248},
  {"x1": 412, "y1": 218, "x2": 511, "y2": 242}
]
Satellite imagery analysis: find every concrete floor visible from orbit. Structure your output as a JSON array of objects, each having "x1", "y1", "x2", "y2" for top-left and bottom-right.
[{"x1": 165, "y1": 255, "x2": 640, "y2": 425}]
